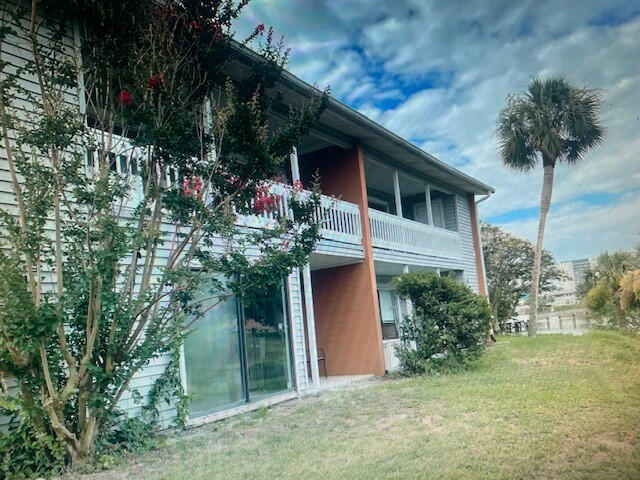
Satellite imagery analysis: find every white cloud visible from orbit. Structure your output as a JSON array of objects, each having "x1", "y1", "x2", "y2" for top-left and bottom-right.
[{"x1": 496, "y1": 190, "x2": 640, "y2": 261}]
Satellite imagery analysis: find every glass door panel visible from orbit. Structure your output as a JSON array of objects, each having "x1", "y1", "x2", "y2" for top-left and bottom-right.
[
  {"x1": 183, "y1": 291, "x2": 245, "y2": 418},
  {"x1": 243, "y1": 285, "x2": 293, "y2": 400}
]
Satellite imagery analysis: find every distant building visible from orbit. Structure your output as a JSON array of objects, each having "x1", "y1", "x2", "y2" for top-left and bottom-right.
[
  {"x1": 570, "y1": 258, "x2": 593, "y2": 287},
  {"x1": 545, "y1": 258, "x2": 595, "y2": 307}
]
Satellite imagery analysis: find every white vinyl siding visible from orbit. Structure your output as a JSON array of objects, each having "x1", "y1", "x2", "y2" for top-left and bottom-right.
[{"x1": 0, "y1": 11, "x2": 312, "y2": 427}]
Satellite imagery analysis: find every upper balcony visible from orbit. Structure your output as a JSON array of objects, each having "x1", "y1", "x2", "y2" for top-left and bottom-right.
[
  {"x1": 290, "y1": 141, "x2": 465, "y2": 263},
  {"x1": 363, "y1": 156, "x2": 464, "y2": 261},
  {"x1": 368, "y1": 208, "x2": 462, "y2": 260},
  {"x1": 243, "y1": 182, "x2": 462, "y2": 262}
]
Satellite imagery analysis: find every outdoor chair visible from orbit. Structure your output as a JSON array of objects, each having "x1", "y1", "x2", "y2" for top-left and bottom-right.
[
  {"x1": 317, "y1": 348, "x2": 327, "y2": 377},
  {"x1": 307, "y1": 348, "x2": 327, "y2": 378}
]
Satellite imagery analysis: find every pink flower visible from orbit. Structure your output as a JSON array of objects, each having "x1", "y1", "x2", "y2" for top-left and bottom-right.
[
  {"x1": 292, "y1": 180, "x2": 303, "y2": 192},
  {"x1": 182, "y1": 177, "x2": 192, "y2": 197},
  {"x1": 192, "y1": 176, "x2": 203, "y2": 196},
  {"x1": 189, "y1": 20, "x2": 201, "y2": 30},
  {"x1": 117, "y1": 89, "x2": 132, "y2": 106},
  {"x1": 252, "y1": 185, "x2": 280, "y2": 214},
  {"x1": 255, "y1": 24, "x2": 265, "y2": 34},
  {"x1": 183, "y1": 176, "x2": 203, "y2": 199}
]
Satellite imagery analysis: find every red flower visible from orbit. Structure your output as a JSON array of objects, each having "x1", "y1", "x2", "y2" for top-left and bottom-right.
[
  {"x1": 146, "y1": 73, "x2": 166, "y2": 90},
  {"x1": 117, "y1": 89, "x2": 132, "y2": 106},
  {"x1": 292, "y1": 180, "x2": 304, "y2": 192},
  {"x1": 192, "y1": 176, "x2": 203, "y2": 196},
  {"x1": 255, "y1": 24, "x2": 265, "y2": 34},
  {"x1": 252, "y1": 185, "x2": 280, "y2": 214},
  {"x1": 189, "y1": 20, "x2": 201, "y2": 30}
]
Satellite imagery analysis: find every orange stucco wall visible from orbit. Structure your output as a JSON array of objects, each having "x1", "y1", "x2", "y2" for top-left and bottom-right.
[{"x1": 304, "y1": 145, "x2": 385, "y2": 376}]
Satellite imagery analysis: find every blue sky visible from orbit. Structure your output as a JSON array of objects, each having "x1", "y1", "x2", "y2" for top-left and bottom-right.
[{"x1": 237, "y1": 1, "x2": 640, "y2": 261}]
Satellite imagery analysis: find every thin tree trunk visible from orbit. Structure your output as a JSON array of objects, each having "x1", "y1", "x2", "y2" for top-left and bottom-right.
[
  {"x1": 529, "y1": 162, "x2": 555, "y2": 336},
  {"x1": 616, "y1": 305, "x2": 628, "y2": 331}
]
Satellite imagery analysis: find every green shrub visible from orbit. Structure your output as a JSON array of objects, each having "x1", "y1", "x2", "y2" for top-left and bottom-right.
[
  {"x1": 0, "y1": 420, "x2": 66, "y2": 479},
  {"x1": 393, "y1": 272, "x2": 492, "y2": 374}
]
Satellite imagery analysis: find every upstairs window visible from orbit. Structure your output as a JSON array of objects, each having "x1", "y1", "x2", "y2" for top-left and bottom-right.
[{"x1": 431, "y1": 197, "x2": 445, "y2": 228}]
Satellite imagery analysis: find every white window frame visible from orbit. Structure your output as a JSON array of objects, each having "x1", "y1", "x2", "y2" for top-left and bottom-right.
[{"x1": 378, "y1": 287, "x2": 401, "y2": 341}]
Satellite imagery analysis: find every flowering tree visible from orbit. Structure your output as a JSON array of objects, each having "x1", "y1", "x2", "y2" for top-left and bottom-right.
[{"x1": 0, "y1": 0, "x2": 328, "y2": 469}]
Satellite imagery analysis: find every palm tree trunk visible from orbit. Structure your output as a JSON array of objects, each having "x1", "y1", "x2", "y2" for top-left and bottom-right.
[{"x1": 529, "y1": 162, "x2": 555, "y2": 336}]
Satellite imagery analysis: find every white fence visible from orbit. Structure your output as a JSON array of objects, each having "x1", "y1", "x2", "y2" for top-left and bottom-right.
[
  {"x1": 368, "y1": 208, "x2": 463, "y2": 259},
  {"x1": 537, "y1": 311, "x2": 591, "y2": 334},
  {"x1": 507, "y1": 309, "x2": 592, "y2": 335}
]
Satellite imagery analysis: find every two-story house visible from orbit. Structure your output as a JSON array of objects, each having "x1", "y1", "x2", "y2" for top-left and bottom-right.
[
  {"x1": 169, "y1": 58, "x2": 494, "y2": 424},
  {"x1": 0, "y1": 7, "x2": 493, "y2": 428}
]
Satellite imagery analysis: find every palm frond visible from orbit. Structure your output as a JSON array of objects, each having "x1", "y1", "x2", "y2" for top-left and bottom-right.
[
  {"x1": 496, "y1": 97, "x2": 537, "y2": 171},
  {"x1": 496, "y1": 76, "x2": 605, "y2": 169}
]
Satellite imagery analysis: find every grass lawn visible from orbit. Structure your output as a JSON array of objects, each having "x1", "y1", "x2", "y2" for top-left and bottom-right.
[{"x1": 75, "y1": 332, "x2": 640, "y2": 479}]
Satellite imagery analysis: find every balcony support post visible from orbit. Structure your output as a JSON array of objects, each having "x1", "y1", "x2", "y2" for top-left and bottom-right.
[
  {"x1": 289, "y1": 147, "x2": 300, "y2": 182},
  {"x1": 425, "y1": 184, "x2": 434, "y2": 225},
  {"x1": 393, "y1": 170, "x2": 403, "y2": 218}
]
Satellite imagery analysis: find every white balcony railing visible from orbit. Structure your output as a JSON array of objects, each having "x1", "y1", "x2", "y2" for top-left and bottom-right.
[
  {"x1": 316, "y1": 196, "x2": 362, "y2": 244},
  {"x1": 368, "y1": 208, "x2": 462, "y2": 259},
  {"x1": 241, "y1": 183, "x2": 362, "y2": 246}
]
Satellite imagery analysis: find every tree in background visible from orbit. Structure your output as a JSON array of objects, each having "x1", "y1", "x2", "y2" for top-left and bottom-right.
[
  {"x1": 496, "y1": 77, "x2": 604, "y2": 335},
  {"x1": 481, "y1": 223, "x2": 563, "y2": 332},
  {"x1": 0, "y1": 0, "x2": 327, "y2": 470},
  {"x1": 619, "y1": 270, "x2": 640, "y2": 314},
  {"x1": 583, "y1": 250, "x2": 640, "y2": 330}
]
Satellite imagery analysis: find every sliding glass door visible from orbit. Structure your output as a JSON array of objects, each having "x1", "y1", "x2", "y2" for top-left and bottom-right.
[
  {"x1": 182, "y1": 280, "x2": 293, "y2": 419},
  {"x1": 183, "y1": 292, "x2": 245, "y2": 417},
  {"x1": 243, "y1": 284, "x2": 293, "y2": 400}
]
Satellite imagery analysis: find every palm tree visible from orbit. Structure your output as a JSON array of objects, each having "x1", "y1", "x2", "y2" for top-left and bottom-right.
[
  {"x1": 587, "y1": 251, "x2": 640, "y2": 329},
  {"x1": 497, "y1": 77, "x2": 604, "y2": 336}
]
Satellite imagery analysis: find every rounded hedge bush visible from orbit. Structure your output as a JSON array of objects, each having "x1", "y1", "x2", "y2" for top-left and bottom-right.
[{"x1": 393, "y1": 272, "x2": 492, "y2": 374}]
